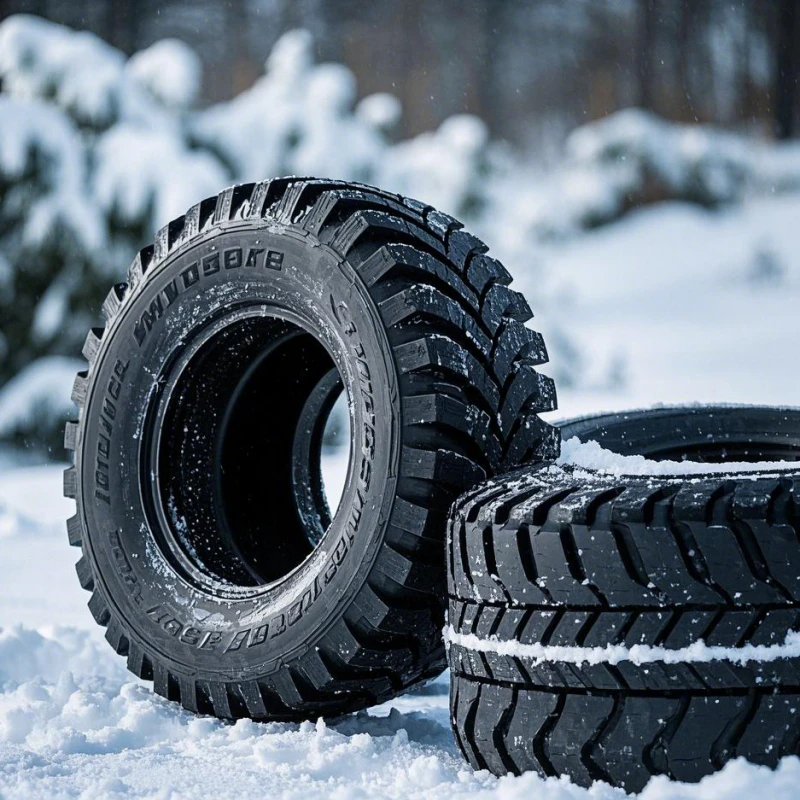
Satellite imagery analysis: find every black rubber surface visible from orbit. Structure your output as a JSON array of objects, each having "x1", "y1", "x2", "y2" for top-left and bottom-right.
[
  {"x1": 448, "y1": 405, "x2": 800, "y2": 790},
  {"x1": 561, "y1": 405, "x2": 800, "y2": 463},
  {"x1": 64, "y1": 177, "x2": 558, "y2": 722}
]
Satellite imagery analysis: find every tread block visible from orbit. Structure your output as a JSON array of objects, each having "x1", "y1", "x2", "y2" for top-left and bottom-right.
[
  {"x1": 470, "y1": 683, "x2": 516, "y2": 775},
  {"x1": 704, "y1": 609, "x2": 758, "y2": 647},
  {"x1": 747, "y1": 608, "x2": 797, "y2": 645},
  {"x1": 446, "y1": 229, "x2": 488, "y2": 272},
  {"x1": 530, "y1": 527, "x2": 600, "y2": 606},
  {"x1": 75, "y1": 555, "x2": 93, "y2": 590},
  {"x1": 66, "y1": 513, "x2": 82, "y2": 547},
  {"x1": 102, "y1": 283, "x2": 127, "y2": 322},
  {"x1": 179, "y1": 676, "x2": 200, "y2": 714},
  {"x1": 213, "y1": 185, "x2": 236, "y2": 225},
  {"x1": 401, "y1": 447, "x2": 486, "y2": 489},
  {"x1": 548, "y1": 694, "x2": 614, "y2": 786},
  {"x1": 581, "y1": 611, "x2": 633, "y2": 648},
  {"x1": 63, "y1": 466, "x2": 77, "y2": 499},
  {"x1": 71, "y1": 373, "x2": 88, "y2": 407},
  {"x1": 64, "y1": 421, "x2": 78, "y2": 451},
  {"x1": 660, "y1": 610, "x2": 717, "y2": 649},
  {"x1": 597, "y1": 696, "x2": 678, "y2": 791},
  {"x1": 208, "y1": 682, "x2": 234, "y2": 719},
  {"x1": 666, "y1": 695, "x2": 747, "y2": 783},
  {"x1": 571, "y1": 524, "x2": 662, "y2": 606},
  {"x1": 490, "y1": 528, "x2": 552, "y2": 605},
  {"x1": 738, "y1": 695, "x2": 800, "y2": 763},
  {"x1": 236, "y1": 681, "x2": 268, "y2": 718},
  {"x1": 87, "y1": 590, "x2": 110, "y2": 625},
  {"x1": 623, "y1": 611, "x2": 671, "y2": 646},
  {"x1": 466, "y1": 254, "x2": 513, "y2": 295}
]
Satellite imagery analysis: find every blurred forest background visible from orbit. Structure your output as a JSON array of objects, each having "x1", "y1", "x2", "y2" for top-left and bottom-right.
[
  {"x1": 2, "y1": 0, "x2": 799, "y2": 148},
  {"x1": 1, "y1": 0, "x2": 799, "y2": 459}
]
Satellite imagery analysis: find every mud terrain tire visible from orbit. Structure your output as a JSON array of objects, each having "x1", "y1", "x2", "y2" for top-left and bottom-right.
[{"x1": 64, "y1": 178, "x2": 558, "y2": 721}]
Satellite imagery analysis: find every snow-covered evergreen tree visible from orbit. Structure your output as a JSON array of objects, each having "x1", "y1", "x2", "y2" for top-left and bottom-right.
[{"x1": 0, "y1": 16, "x2": 230, "y2": 452}]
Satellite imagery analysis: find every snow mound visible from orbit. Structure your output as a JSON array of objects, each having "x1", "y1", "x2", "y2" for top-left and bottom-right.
[
  {"x1": 0, "y1": 625, "x2": 471, "y2": 799},
  {"x1": 4, "y1": 624, "x2": 800, "y2": 798},
  {"x1": 567, "y1": 108, "x2": 800, "y2": 209},
  {"x1": 558, "y1": 436, "x2": 796, "y2": 477},
  {"x1": 512, "y1": 109, "x2": 800, "y2": 241}
]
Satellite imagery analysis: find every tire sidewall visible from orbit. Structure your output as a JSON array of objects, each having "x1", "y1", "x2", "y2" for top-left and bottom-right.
[{"x1": 76, "y1": 221, "x2": 400, "y2": 681}]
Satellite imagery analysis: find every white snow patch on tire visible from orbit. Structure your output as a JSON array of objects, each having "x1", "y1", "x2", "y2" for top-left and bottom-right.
[{"x1": 445, "y1": 625, "x2": 800, "y2": 667}]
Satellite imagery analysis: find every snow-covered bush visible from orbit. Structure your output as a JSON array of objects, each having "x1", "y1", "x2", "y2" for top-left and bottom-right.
[
  {"x1": 0, "y1": 15, "x2": 128, "y2": 130},
  {"x1": 194, "y1": 30, "x2": 401, "y2": 186},
  {"x1": 0, "y1": 15, "x2": 515, "y2": 454},
  {"x1": 488, "y1": 109, "x2": 800, "y2": 248},
  {"x1": 558, "y1": 109, "x2": 800, "y2": 231}
]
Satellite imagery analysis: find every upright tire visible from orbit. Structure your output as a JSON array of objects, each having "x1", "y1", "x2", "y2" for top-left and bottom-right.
[
  {"x1": 448, "y1": 405, "x2": 800, "y2": 791},
  {"x1": 64, "y1": 177, "x2": 558, "y2": 721}
]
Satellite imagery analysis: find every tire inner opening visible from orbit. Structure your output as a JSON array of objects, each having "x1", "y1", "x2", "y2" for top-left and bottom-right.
[{"x1": 157, "y1": 316, "x2": 351, "y2": 587}]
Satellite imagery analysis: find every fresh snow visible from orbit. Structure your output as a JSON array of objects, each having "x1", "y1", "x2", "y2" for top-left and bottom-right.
[
  {"x1": 531, "y1": 194, "x2": 800, "y2": 416},
  {"x1": 445, "y1": 626, "x2": 800, "y2": 667},
  {"x1": 3, "y1": 460, "x2": 800, "y2": 798}
]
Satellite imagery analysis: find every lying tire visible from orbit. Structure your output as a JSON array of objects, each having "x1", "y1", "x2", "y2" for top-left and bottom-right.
[
  {"x1": 560, "y1": 404, "x2": 800, "y2": 462},
  {"x1": 63, "y1": 177, "x2": 558, "y2": 721},
  {"x1": 448, "y1": 405, "x2": 800, "y2": 791}
]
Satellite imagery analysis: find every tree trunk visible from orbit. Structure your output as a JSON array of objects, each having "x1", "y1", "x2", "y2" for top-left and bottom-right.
[
  {"x1": 637, "y1": 0, "x2": 657, "y2": 111},
  {"x1": 775, "y1": 0, "x2": 799, "y2": 139}
]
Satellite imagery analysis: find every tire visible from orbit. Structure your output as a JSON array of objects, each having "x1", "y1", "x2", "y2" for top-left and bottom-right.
[
  {"x1": 447, "y1": 405, "x2": 800, "y2": 791},
  {"x1": 63, "y1": 177, "x2": 559, "y2": 722},
  {"x1": 560, "y1": 405, "x2": 800, "y2": 462}
]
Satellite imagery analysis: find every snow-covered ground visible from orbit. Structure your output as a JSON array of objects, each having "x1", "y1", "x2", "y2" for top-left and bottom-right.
[
  {"x1": 535, "y1": 193, "x2": 800, "y2": 421},
  {"x1": 2, "y1": 189, "x2": 800, "y2": 798}
]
